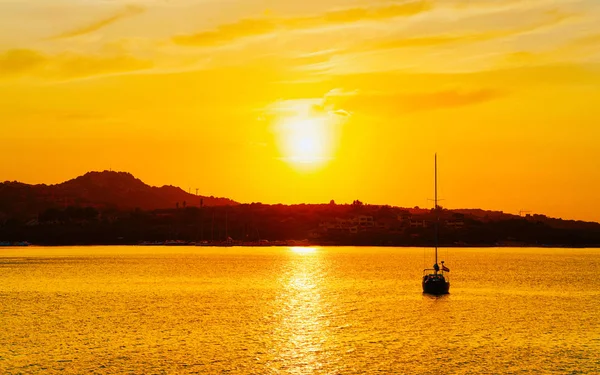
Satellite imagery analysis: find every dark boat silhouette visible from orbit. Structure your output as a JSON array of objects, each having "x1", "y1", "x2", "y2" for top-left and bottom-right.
[{"x1": 422, "y1": 154, "x2": 450, "y2": 295}]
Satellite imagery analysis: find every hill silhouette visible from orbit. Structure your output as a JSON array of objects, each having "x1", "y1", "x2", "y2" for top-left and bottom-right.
[
  {"x1": 1, "y1": 172, "x2": 600, "y2": 246},
  {"x1": 0, "y1": 171, "x2": 236, "y2": 217}
]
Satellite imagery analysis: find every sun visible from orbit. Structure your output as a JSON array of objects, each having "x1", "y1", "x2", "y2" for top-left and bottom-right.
[
  {"x1": 287, "y1": 118, "x2": 326, "y2": 162},
  {"x1": 278, "y1": 116, "x2": 332, "y2": 169},
  {"x1": 267, "y1": 98, "x2": 348, "y2": 171}
]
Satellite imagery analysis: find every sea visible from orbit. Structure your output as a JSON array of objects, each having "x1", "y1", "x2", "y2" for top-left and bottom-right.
[{"x1": 0, "y1": 246, "x2": 598, "y2": 374}]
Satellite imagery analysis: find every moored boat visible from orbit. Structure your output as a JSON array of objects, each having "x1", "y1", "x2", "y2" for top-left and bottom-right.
[{"x1": 422, "y1": 154, "x2": 450, "y2": 295}]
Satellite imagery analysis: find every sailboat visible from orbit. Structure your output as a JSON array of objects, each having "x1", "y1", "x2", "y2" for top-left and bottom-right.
[{"x1": 422, "y1": 154, "x2": 450, "y2": 295}]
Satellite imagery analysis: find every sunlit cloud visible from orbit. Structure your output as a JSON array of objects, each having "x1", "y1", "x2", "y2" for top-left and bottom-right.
[
  {"x1": 264, "y1": 93, "x2": 353, "y2": 120},
  {"x1": 172, "y1": 1, "x2": 433, "y2": 46},
  {"x1": 495, "y1": 30, "x2": 600, "y2": 68},
  {"x1": 323, "y1": 88, "x2": 505, "y2": 116},
  {"x1": 0, "y1": 49, "x2": 45, "y2": 76},
  {"x1": 165, "y1": 2, "x2": 582, "y2": 79},
  {"x1": 569, "y1": 33, "x2": 600, "y2": 48},
  {"x1": 368, "y1": 10, "x2": 574, "y2": 51},
  {"x1": 49, "y1": 5, "x2": 146, "y2": 40},
  {"x1": 0, "y1": 49, "x2": 152, "y2": 81},
  {"x1": 331, "y1": 109, "x2": 351, "y2": 117}
]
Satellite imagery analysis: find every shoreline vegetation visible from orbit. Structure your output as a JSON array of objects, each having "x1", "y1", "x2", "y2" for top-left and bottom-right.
[
  {"x1": 2, "y1": 171, "x2": 600, "y2": 248},
  {"x1": 1, "y1": 203, "x2": 600, "y2": 248}
]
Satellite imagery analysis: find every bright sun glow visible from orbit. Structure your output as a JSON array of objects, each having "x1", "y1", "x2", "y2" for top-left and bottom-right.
[
  {"x1": 269, "y1": 98, "x2": 348, "y2": 172},
  {"x1": 274, "y1": 113, "x2": 337, "y2": 171},
  {"x1": 283, "y1": 117, "x2": 329, "y2": 166}
]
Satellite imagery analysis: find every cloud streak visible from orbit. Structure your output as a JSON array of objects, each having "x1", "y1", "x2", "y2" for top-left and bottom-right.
[
  {"x1": 323, "y1": 88, "x2": 505, "y2": 116},
  {"x1": 0, "y1": 48, "x2": 152, "y2": 80},
  {"x1": 361, "y1": 10, "x2": 574, "y2": 51},
  {"x1": 0, "y1": 49, "x2": 46, "y2": 76},
  {"x1": 50, "y1": 5, "x2": 145, "y2": 39},
  {"x1": 568, "y1": 33, "x2": 600, "y2": 48},
  {"x1": 173, "y1": 1, "x2": 432, "y2": 46}
]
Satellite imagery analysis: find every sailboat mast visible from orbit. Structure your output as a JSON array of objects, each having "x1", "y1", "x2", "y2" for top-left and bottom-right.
[{"x1": 435, "y1": 153, "x2": 438, "y2": 266}]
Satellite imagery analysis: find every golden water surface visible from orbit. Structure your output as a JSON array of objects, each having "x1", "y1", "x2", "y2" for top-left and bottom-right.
[{"x1": 1, "y1": 246, "x2": 598, "y2": 374}]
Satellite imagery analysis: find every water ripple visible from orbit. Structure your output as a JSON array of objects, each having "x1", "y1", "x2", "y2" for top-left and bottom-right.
[{"x1": 0, "y1": 246, "x2": 598, "y2": 374}]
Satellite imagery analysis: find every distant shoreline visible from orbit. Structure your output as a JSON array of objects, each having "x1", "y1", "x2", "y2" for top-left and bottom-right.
[
  {"x1": 2, "y1": 242, "x2": 599, "y2": 249},
  {"x1": 3, "y1": 201, "x2": 600, "y2": 249}
]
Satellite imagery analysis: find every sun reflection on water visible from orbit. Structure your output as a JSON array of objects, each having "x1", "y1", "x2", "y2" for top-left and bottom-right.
[
  {"x1": 290, "y1": 247, "x2": 318, "y2": 255},
  {"x1": 268, "y1": 247, "x2": 328, "y2": 373}
]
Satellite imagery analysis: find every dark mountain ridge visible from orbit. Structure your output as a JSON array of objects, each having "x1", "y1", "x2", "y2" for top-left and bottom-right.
[
  {"x1": 1, "y1": 172, "x2": 600, "y2": 246},
  {"x1": 1, "y1": 170, "x2": 598, "y2": 230},
  {"x1": 0, "y1": 171, "x2": 236, "y2": 217}
]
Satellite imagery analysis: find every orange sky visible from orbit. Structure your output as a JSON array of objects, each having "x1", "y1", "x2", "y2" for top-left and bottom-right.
[{"x1": 1, "y1": 0, "x2": 599, "y2": 222}]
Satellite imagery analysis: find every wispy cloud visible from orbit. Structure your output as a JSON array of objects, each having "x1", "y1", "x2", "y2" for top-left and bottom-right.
[
  {"x1": 360, "y1": 9, "x2": 574, "y2": 51},
  {"x1": 0, "y1": 49, "x2": 45, "y2": 76},
  {"x1": 50, "y1": 5, "x2": 145, "y2": 39},
  {"x1": 567, "y1": 33, "x2": 600, "y2": 48},
  {"x1": 52, "y1": 54, "x2": 153, "y2": 80},
  {"x1": 167, "y1": 3, "x2": 578, "y2": 80},
  {"x1": 173, "y1": 18, "x2": 277, "y2": 47},
  {"x1": 318, "y1": 63, "x2": 600, "y2": 110},
  {"x1": 261, "y1": 84, "x2": 504, "y2": 124},
  {"x1": 173, "y1": 1, "x2": 432, "y2": 46},
  {"x1": 322, "y1": 87, "x2": 505, "y2": 116},
  {"x1": 0, "y1": 48, "x2": 152, "y2": 81},
  {"x1": 496, "y1": 31, "x2": 600, "y2": 68}
]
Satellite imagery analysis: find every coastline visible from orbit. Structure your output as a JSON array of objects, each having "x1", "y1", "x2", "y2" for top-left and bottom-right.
[{"x1": 2, "y1": 241, "x2": 599, "y2": 249}]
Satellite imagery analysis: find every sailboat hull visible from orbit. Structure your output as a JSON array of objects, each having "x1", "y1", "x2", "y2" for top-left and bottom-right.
[{"x1": 422, "y1": 278, "x2": 450, "y2": 295}]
